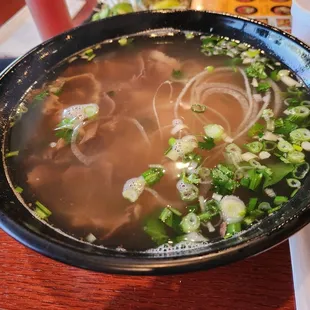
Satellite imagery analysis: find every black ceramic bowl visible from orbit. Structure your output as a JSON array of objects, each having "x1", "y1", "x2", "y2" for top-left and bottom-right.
[{"x1": 1, "y1": 10, "x2": 310, "y2": 275}]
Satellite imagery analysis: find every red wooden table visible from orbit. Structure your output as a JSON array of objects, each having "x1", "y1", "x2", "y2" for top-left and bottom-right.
[{"x1": 0, "y1": 2, "x2": 295, "y2": 309}]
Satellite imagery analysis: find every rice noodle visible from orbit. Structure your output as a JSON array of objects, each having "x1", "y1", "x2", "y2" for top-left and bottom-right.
[
  {"x1": 233, "y1": 91, "x2": 271, "y2": 141},
  {"x1": 269, "y1": 79, "x2": 282, "y2": 117},
  {"x1": 144, "y1": 187, "x2": 183, "y2": 208},
  {"x1": 103, "y1": 93, "x2": 116, "y2": 116},
  {"x1": 174, "y1": 67, "x2": 236, "y2": 119},
  {"x1": 234, "y1": 68, "x2": 255, "y2": 133},
  {"x1": 153, "y1": 81, "x2": 173, "y2": 140},
  {"x1": 71, "y1": 121, "x2": 98, "y2": 166},
  {"x1": 122, "y1": 117, "x2": 151, "y2": 147},
  {"x1": 132, "y1": 54, "x2": 145, "y2": 81}
]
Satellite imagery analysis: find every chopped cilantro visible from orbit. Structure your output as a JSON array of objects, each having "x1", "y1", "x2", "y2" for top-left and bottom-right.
[
  {"x1": 248, "y1": 123, "x2": 265, "y2": 138},
  {"x1": 198, "y1": 137, "x2": 215, "y2": 150},
  {"x1": 274, "y1": 119, "x2": 298, "y2": 136},
  {"x1": 55, "y1": 118, "x2": 75, "y2": 144},
  {"x1": 263, "y1": 162, "x2": 294, "y2": 188},
  {"x1": 144, "y1": 217, "x2": 169, "y2": 245},
  {"x1": 33, "y1": 90, "x2": 49, "y2": 103},
  {"x1": 257, "y1": 82, "x2": 271, "y2": 93},
  {"x1": 245, "y1": 62, "x2": 267, "y2": 79},
  {"x1": 211, "y1": 164, "x2": 239, "y2": 195},
  {"x1": 172, "y1": 69, "x2": 183, "y2": 79}
]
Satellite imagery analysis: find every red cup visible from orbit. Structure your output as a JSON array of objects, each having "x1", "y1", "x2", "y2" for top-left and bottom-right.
[{"x1": 26, "y1": 0, "x2": 73, "y2": 41}]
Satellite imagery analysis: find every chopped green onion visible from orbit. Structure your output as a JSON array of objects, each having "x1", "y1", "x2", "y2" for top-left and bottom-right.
[
  {"x1": 277, "y1": 140, "x2": 294, "y2": 153},
  {"x1": 199, "y1": 212, "x2": 213, "y2": 222},
  {"x1": 287, "y1": 86, "x2": 306, "y2": 99},
  {"x1": 287, "y1": 178, "x2": 301, "y2": 188},
  {"x1": 293, "y1": 144, "x2": 303, "y2": 152},
  {"x1": 191, "y1": 104, "x2": 206, "y2": 113},
  {"x1": 142, "y1": 168, "x2": 164, "y2": 186},
  {"x1": 226, "y1": 223, "x2": 242, "y2": 236},
  {"x1": 287, "y1": 151, "x2": 305, "y2": 164},
  {"x1": 270, "y1": 70, "x2": 280, "y2": 81},
  {"x1": 284, "y1": 98, "x2": 300, "y2": 106},
  {"x1": 35, "y1": 201, "x2": 52, "y2": 219},
  {"x1": 118, "y1": 37, "x2": 133, "y2": 46},
  {"x1": 180, "y1": 212, "x2": 200, "y2": 233},
  {"x1": 172, "y1": 69, "x2": 183, "y2": 80},
  {"x1": 5, "y1": 151, "x2": 19, "y2": 158},
  {"x1": 247, "y1": 197, "x2": 258, "y2": 212},
  {"x1": 226, "y1": 143, "x2": 242, "y2": 154},
  {"x1": 205, "y1": 65, "x2": 214, "y2": 72},
  {"x1": 245, "y1": 49, "x2": 260, "y2": 58},
  {"x1": 198, "y1": 167, "x2": 211, "y2": 180},
  {"x1": 84, "y1": 105, "x2": 98, "y2": 118},
  {"x1": 159, "y1": 207, "x2": 181, "y2": 229},
  {"x1": 293, "y1": 162, "x2": 309, "y2": 179},
  {"x1": 268, "y1": 206, "x2": 281, "y2": 214},
  {"x1": 220, "y1": 195, "x2": 246, "y2": 224},
  {"x1": 248, "y1": 169, "x2": 263, "y2": 191},
  {"x1": 244, "y1": 141, "x2": 263, "y2": 153},
  {"x1": 14, "y1": 186, "x2": 23, "y2": 194},
  {"x1": 258, "y1": 202, "x2": 271, "y2": 211},
  {"x1": 185, "y1": 32, "x2": 195, "y2": 40},
  {"x1": 168, "y1": 137, "x2": 176, "y2": 146},
  {"x1": 285, "y1": 106, "x2": 310, "y2": 123},
  {"x1": 291, "y1": 188, "x2": 300, "y2": 197},
  {"x1": 274, "y1": 196, "x2": 288, "y2": 205},
  {"x1": 290, "y1": 128, "x2": 310, "y2": 142},
  {"x1": 263, "y1": 141, "x2": 277, "y2": 151},
  {"x1": 204, "y1": 124, "x2": 224, "y2": 141},
  {"x1": 248, "y1": 123, "x2": 265, "y2": 138}
]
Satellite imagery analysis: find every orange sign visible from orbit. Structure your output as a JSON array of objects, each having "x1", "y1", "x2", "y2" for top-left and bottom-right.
[{"x1": 191, "y1": 0, "x2": 292, "y2": 33}]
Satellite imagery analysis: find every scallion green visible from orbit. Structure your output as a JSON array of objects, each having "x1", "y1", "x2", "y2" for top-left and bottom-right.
[{"x1": 5, "y1": 151, "x2": 19, "y2": 158}]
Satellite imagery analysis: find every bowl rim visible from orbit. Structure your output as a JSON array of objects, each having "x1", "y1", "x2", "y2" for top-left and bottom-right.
[{"x1": 1, "y1": 9, "x2": 310, "y2": 275}]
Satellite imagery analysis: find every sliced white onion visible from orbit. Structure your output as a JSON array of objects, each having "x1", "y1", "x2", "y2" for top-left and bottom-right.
[
  {"x1": 251, "y1": 78, "x2": 258, "y2": 87},
  {"x1": 241, "y1": 152, "x2": 257, "y2": 162},
  {"x1": 212, "y1": 193, "x2": 223, "y2": 201},
  {"x1": 262, "y1": 131, "x2": 279, "y2": 141},
  {"x1": 281, "y1": 75, "x2": 301, "y2": 87},
  {"x1": 259, "y1": 151, "x2": 271, "y2": 160},
  {"x1": 301, "y1": 141, "x2": 310, "y2": 151},
  {"x1": 205, "y1": 221, "x2": 215, "y2": 233}
]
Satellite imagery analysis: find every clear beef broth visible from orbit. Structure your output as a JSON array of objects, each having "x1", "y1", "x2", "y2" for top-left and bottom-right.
[{"x1": 7, "y1": 34, "x2": 310, "y2": 251}]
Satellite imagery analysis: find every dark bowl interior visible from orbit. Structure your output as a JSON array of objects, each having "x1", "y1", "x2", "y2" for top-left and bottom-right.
[{"x1": 1, "y1": 10, "x2": 310, "y2": 275}]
